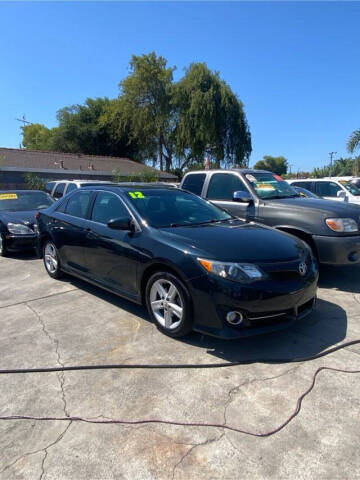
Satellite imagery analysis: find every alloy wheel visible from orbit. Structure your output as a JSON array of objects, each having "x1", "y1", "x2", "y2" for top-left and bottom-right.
[
  {"x1": 149, "y1": 279, "x2": 184, "y2": 330},
  {"x1": 44, "y1": 242, "x2": 58, "y2": 274}
]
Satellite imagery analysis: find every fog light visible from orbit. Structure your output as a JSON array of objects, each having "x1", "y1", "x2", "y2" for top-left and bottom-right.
[
  {"x1": 348, "y1": 251, "x2": 359, "y2": 262},
  {"x1": 226, "y1": 311, "x2": 244, "y2": 326}
]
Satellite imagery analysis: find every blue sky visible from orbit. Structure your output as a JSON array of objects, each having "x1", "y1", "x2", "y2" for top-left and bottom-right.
[{"x1": 0, "y1": 1, "x2": 359, "y2": 172}]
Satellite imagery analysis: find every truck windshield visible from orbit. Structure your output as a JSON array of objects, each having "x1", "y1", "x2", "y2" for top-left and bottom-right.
[
  {"x1": 245, "y1": 172, "x2": 299, "y2": 199},
  {"x1": 344, "y1": 182, "x2": 360, "y2": 196}
]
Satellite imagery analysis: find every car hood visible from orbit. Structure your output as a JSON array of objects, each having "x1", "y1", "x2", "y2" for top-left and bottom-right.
[
  {"x1": 160, "y1": 221, "x2": 306, "y2": 263},
  {"x1": 265, "y1": 197, "x2": 360, "y2": 217},
  {"x1": 0, "y1": 210, "x2": 37, "y2": 225}
]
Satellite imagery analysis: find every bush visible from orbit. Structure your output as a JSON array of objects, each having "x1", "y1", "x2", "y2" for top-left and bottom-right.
[
  {"x1": 113, "y1": 169, "x2": 159, "y2": 183},
  {"x1": 24, "y1": 173, "x2": 46, "y2": 190}
]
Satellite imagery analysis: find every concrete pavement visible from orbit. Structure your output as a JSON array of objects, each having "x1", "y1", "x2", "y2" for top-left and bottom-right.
[{"x1": 0, "y1": 254, "x2": 359, "y2": 479}]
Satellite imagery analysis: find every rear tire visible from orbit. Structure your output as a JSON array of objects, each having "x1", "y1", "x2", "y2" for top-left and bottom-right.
[
  {"x1": 145, "y1": 271, "x2": 193, "y2": 338},
  {"x1": 0, "y1": 234, "x2": 8, "y2": 257},
  {"x1": 43, "y1": 240, "x2": 63, "y2": 279}
]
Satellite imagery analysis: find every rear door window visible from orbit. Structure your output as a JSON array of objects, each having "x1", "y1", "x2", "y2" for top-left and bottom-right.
[
  {"x1": 207, "y1": 173, "x2": 248, "y2": 201},
  {"x1": 315, "y1": 181, "x2": 343, "y2": 197},
  {"x1": 292, "y1": 181, "x2": 313, "y2": 190},
  {"x1": 66, "y1": 183, "x2": 77, "y2": 194},
  {"x1": 65, "y1": 191, "x2": 93, "y2": 219},
  {"x1": 182, "y1": 174, "x2": 206, "y2": 196},
  {"x1": 45, "y1": 181, "x2": 56, "y2": 194},
  {"x1": 53, "y1": 182, "x2": 66, "y2": 199}
]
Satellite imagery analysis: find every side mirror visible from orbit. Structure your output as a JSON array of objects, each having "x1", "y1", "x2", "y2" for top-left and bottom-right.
[
  {"x1": 233, "y1": 190, "x2": 253, "y2": 204},
  {"x1": 107, "y1": 217, "x2": 135, "y2": 232},
  {"x1": 337, "y1": 190, "x2": 346, "y2": 200}
]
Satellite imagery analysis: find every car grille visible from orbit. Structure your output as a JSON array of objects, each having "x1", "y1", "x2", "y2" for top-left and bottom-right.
[{"x1": 259, "y1": 253, "x2": 313, "y2": 282}]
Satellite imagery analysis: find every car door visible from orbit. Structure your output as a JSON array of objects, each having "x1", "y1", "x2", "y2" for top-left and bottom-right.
[
  {"x1": 52, "y1": 190, "x2": 94, "y2": 272},
  {"x1": 205, "y1": 172, "x2": 256, "y2": 220},
  {"x1": 315, "y1": 181, "x2": 346, "y2": 202},
  {"x1": 83, "y1": 191, "x2": 139, "y2": 298}
]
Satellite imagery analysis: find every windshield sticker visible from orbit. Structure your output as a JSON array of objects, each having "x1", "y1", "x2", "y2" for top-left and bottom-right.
[
  {"x1": 256, "y1": 183, "x2": 276, "y2": 190},
  {"x1": 0, "y1": 193, "x2": 18, "y2": 200},
  {"x1": 129, "y1": 191, "x2": 146, "y2": 199},
  {"x1": 246, "y1": 174, "x2": 257, "y2": 183}
]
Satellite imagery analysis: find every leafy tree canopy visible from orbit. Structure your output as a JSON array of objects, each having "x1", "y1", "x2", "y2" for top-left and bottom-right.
[
  {"x1": 254, "y1": 155, "x2": 288, "y2": 175},
  {"x1": 347, "y1": 129, "x2": 360, "y2": 154},
  {"x1": 21, "y1": 52, "x2": 251, "y2": 174},
  {"x1": 173, "y1": 63, "x2": 251, "y2": 171}
]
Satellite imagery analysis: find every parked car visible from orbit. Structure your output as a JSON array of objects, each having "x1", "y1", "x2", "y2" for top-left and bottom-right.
[
  {"x1": 180, "y1": 169, "x2": 360, "y2": 265},
  {"x1": 292, "y1": 186, "x2": 320, "y2": 199},
  {"x1": 287, "y1": 178, "x2": 360, "y2": 205},
  {"x1": 0, "y1": 190, "x2": 54, "y2": 256},
  {"x1": 45, "y1": 179, "x2": 113, "y2": 200},
  {"x1": 37, "y1": 184, "x2": 318, "y2": 339}
]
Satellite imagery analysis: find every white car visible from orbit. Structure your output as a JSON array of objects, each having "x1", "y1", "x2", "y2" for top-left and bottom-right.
[
  {"x1": 287, "y1": 178, "x2": 360, "y2": 205},
  {"x1": 45, "y1": 180, "x2": 113, "y2": 200}
]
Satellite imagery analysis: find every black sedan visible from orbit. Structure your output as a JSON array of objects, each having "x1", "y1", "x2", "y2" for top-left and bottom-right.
[
  {"x1": 37, "y1": 185, "x2": 318, "y2": 339},
  {"x1": 0, "y1": 190, "x2": 54, "y2": 256}
]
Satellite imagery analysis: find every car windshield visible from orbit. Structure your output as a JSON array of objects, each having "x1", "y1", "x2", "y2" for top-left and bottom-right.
[
  {"x1": 245, "y1": 172, "x2": 299, "y2": 199},
  {"x1": 0, "y1": 191, "x2": 53, "y2": 212},
  {"x1": 125, "y1": 188, "x2": 233, "y2": 228},
  {"x1": 344, "y1": 182, "x2": 360, "y2": 196}
]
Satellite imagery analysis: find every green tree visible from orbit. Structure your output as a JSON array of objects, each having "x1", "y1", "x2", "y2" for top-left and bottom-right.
[
  {"x1": 347, "y1": 129, "x2": 360, "y2": 154},
  {"x1": 254, "y1": 155, "x2": 288, "y2": 175},
  {"x1": 173, "y1": 63, "x2": 251, "y2": 171},
  {"x1": 21, "y1": 123, "x2": 54, "y2": 150},
  {"x1": 116, "y1": 52, "x2": 175, "y2": 171}
]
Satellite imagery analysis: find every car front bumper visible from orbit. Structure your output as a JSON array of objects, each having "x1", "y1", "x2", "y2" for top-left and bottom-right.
[
  {"x1": 4, "y1": 233, "x2": 38, "y2": 251},
  {"x1": 313, "y1": 234, "x2": 360, "y2": 265},
  {"x1": 187, "y1": 273, "x2": 318, "y2": 339}
]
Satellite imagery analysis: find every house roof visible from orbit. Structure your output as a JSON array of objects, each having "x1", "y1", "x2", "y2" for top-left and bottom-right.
[{"x1": 0, "y1": 147, "x2": 176, "y2": 179}]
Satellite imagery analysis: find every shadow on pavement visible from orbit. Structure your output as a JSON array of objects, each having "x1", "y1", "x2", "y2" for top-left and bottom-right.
[
  {"x1": 61, "y1": 274, "x2": 347, "y2": 365},
  {"x1": 183, "y1": 298, "x2": 347, "y2": 364},
  {"x1": 318, "y1": 264, "x2": 360, "y2": 294}
]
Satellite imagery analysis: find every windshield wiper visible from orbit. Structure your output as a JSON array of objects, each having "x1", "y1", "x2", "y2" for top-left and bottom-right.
[{"x1": 170, "y1": 218, "x2": 232, "y2": 228}]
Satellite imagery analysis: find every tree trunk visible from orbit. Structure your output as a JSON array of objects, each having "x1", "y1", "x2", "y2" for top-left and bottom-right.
[{"x1": 159, "y1": 138, "x2": 163, "y2": 171}]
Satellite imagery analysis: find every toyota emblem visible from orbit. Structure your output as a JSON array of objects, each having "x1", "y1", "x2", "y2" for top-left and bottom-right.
[{"x1": 299, "y1": 262, "x2": 307, "y2": 276}]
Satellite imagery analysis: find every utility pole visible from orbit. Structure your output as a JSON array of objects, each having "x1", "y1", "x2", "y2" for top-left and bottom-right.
[
  {"x1": 15, "y1": 115, "x2": 31, "y2": 148},
  {"x1": 329, "y1": 151, "x2": 337, "y2": 178}
]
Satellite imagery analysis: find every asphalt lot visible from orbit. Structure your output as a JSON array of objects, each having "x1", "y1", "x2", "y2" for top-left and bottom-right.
[{"x1": 0, "y1": 254, "x2": 360, "y2": 479}]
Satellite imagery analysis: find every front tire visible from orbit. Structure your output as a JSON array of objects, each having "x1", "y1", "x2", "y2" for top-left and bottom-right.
[
  {"x1": 145, "y1": 271, "x2": 193, "y2": 338},
  {"x1": 43, "y1": 240, "x2": 63, "y2": 279},
  {"x1": 0, "y1": 234, "x2": 8, "y2": 257}
]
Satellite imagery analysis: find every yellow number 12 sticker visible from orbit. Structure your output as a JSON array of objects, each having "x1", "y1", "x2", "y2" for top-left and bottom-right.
[{"x1": 129, "y1": 191, "x2": 145, "y2": 199}]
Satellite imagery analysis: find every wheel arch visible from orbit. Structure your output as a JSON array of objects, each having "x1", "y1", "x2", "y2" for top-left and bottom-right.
[
  {"x1": 275, "y1": 226, "x2": 318, "y2": 258},
  {"x1": 140, "y1": 260, "x2": 189, "y2": 305}
]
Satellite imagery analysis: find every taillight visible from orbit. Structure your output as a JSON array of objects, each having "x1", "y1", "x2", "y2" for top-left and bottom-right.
[{"x1": 35, "y1": 211, "x2": 40, "y2": 220}]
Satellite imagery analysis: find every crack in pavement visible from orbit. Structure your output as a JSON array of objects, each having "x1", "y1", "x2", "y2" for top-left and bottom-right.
[
  {"x1": 223, "y1": 365, "x2": 300, "y2": 425},
  {"x1": 0, "y1": 288, "x2": 78, "y2": 310},
  {"x1": 0, "y1": 421, "x2": 72, "y2": 478},
  {"x1": 26, "y1": 303, "x2": 70, "y2": 418},
  {"x1": 171, "y1": 431, "x2": 225, "y2": 480},
  {"x1": 39, "y1": 421, "x2": 72, "y2": 480}
]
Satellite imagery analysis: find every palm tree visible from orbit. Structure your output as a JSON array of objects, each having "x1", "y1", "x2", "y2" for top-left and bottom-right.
[{"x1": 347, "y1": 129, "x2": 360, "y2": 153}]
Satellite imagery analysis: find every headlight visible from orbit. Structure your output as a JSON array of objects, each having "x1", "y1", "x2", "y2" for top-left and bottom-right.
[
  {"x1": 7, "y1": 223, "x2": 34, "y2": 235},
  {"x1": 325, "y1": 218, "x2": 358, "y2": 233},
  {"x1": 197, "y1": 258, "x2": 266, "y2": 283}
]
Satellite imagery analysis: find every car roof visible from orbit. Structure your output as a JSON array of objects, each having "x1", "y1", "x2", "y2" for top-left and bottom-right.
[
  {"x1": 80, "y1": 182, "x2": 177, "y2": 191},
  {"x1": 183, "y1": 168, "x2": 273, "y2": 175}
]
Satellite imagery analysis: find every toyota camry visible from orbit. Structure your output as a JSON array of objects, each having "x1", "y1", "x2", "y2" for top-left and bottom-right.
[{"x1": 36, "y1": 184, "x2": 318, "y2": 338}]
